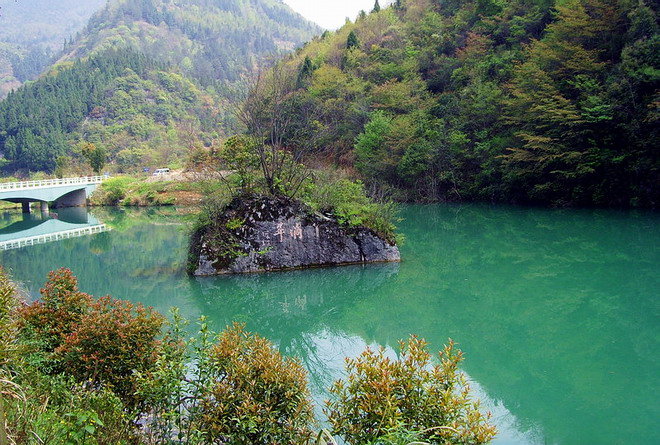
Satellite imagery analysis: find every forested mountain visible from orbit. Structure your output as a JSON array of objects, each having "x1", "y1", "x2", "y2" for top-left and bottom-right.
[
  {"x1": 56, "y1": 0, "x2": 320, "y2": 86},
  {"x1": 263, "y1": 0, "x2": 659, "y2": 207},
  {"x1": 0, "y1": 49, "x2": 221, "y2": 172},
  {"x1": 0, "y1": 0, "x2": 106, "y2": 96},
  {"x1": 0, "y1": 0, "x2": 320, "y2": 173}
]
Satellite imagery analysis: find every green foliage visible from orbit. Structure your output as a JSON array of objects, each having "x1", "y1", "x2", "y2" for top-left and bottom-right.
[
  {"x1": 298, "y1": 56, "x2": 315, "y2": 87},
  {"x1": 91, "y1": 176, "x2": 178, "y2": 206},
  {"x1": 81, "y1": 142, "x2": 108, "y2": 174},
  {"x1": 268, "y1": 0, "x2": 659, "y2": 208},
  {"x1": 135, "y1": 310, "x2": 214, "y2": 444},
  {"x1": 200, "y1": 323, "x2": 315, "y2": 444},
  {"x1": 60, "y1": 410, "x2": 105, "y2": 445},
  {"x1": 54, "y1": 156, "x2": 70, "y2": 178},
  {"x1": 355, "y1": 111, "x2": 394, "y2": 180},
  {"x1": 325, "y1": 336, "x2": 497, "y2": 444},
  {"x1": 500, "y1": 0, "x2": 659, "y2": 207},
  {"x1": 303, "y1": 175, "x2": 399, "y2": 243},
  {"x1": 1, "y1": 375, "x2": 135, "y2": 445},
  {"x1": 219, "y1": 136, "x2": 261, "y2": 194},
  {"x1": 225, "y1": 217, "x2": 245, "y2": 231},
  {"x1": 346, "y1": 30, "x2": 360, "y2": 49},
  {"x1": 92, "y1": 176, "x2": 132, "y2": 205}
]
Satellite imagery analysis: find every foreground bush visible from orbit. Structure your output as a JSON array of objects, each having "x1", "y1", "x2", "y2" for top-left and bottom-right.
[
  {"x1": 200, "y1": 323, "x2": 315, "y2": 444},
  {"x1": 19, "y1": 268, "x2": 93, "y2": 353},
  {"x1": 0, "y1": 267, "x2": 19, "y2": 372},
  {"x1": 19, "y1": 268, "x2": 164, "y2": 405},
  {"x1": 2, "y1": 269, "x2": 494, "y2": 444},
  {"x1": 55, "y1": 296, "x2": 164, "y2": 405},
  {"x1": 1, "y1": 268, "x2": 137, "y2": 444},
  {"x1": 325, "y1": 336, "x2": 497, "y2": 444}
]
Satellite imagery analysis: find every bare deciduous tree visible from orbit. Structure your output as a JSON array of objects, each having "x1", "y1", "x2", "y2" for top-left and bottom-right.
[{"x1": 235, "y1": 64, "x2": 321, "y2": 197}]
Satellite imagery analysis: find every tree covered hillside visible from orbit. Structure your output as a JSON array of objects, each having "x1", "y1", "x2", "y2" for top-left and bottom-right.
[
  {"x1": 0, "y1": 0, "x2": 106, "y2": 96},
  {"x1": 57, "y1": 0, "x2": 320, "y2": 87},
  {"x1": 0, "y1": 0, "x2": 320, "y2": 174},
  {"x1": 0, "y1": 49, "x2": 221, "y2": 172},
  {"x1": 269, "y1": 0, "x2": 658, "y2": 207}
]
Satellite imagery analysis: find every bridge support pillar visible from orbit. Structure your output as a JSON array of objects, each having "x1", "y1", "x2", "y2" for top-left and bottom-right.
[
  {"x1": 21, "y1": 201, "x2": 31, "y2": 214},
  {"x1": 40, "y1": 202, "x2": 49, "y2": 215}
]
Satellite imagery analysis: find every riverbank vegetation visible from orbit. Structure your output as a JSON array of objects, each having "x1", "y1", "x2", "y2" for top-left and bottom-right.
[
  {"x1": 89, "y1": 175, "x2": 207, "y2": 207},
  {"x1": 257, "y1": 0, "x2": 658, "y2": 208},
  {"x1": 0, "y1": 267, "x2": 496, "y2": 444}
]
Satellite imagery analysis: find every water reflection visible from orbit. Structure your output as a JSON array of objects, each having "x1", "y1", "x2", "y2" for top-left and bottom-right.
[
  {"x1": 0, "y1": 207, "x2": 108, "y2": 250},
  {"x1": 191, "y1": 264, "x2": 399, "y2": 391},
  {"x1": 0, "y1": 205, "x2": 657, "y2": 445}
]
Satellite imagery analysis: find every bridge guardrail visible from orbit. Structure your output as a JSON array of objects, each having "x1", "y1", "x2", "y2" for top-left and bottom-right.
[{"x1": 0, "y1": 176, "x2": 105, "y2": 192}]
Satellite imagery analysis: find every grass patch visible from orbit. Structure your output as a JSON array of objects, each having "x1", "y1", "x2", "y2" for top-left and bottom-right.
[{"x1": 91, "y1": 176, "x2": 185, "y2": 206}]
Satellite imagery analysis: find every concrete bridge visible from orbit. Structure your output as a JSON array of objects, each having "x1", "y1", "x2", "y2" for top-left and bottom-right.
[{"x1": 0, "y1": 176, "x2": 105, "y2": 213}]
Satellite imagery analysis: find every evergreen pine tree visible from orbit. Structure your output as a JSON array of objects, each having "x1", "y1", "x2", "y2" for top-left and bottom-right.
[
  {"x1": 296, "y1": 56, "x2": 313, "y2": 87},
  {"x1": 372, "y1": 0, "x2": 381, "y2": 13},
  {"x1": 346, "y1": 30, "x2": 359, "y2": 49}
]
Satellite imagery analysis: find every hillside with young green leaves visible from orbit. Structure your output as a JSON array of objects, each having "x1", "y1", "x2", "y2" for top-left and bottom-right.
[
  {"x1": 265, "y1": 0, "x2": 658, "y2": 207},
  {"x1": 0, "y1": 0, "x2": 320, "y2": 174}
]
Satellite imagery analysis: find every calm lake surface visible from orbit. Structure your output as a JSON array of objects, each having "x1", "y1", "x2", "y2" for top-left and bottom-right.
[{"x1": 1, "y1": 204, "x2": 658, "y2": 444}]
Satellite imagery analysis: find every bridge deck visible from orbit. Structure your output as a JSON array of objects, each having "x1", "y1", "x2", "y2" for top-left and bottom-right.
[{"x1": 0, "y1": 176, "x2": 105, "y2": 192}]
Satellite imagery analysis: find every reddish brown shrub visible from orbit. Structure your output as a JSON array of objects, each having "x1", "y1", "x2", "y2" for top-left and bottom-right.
[
  {"x1": 200, "y1": 323, "x2": 315, "y2": 444},
  {"x1": 19, "y1": 268, "x2": 92, "y2": 352},
  {"x1": 55, "y1": 296, "x2": 164, "y2": 404},
  {"x1": 18, "y1": 268, "x2": 164, "y2": 404}
]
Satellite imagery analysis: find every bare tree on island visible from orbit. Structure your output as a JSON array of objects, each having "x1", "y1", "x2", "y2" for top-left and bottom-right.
[{"x1": 235, "y1": 64, "x2": 321, "y2": 198}]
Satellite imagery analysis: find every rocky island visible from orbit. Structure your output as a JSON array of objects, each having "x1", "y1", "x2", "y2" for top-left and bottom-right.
[{"x1": 189, "y1": 195, "x2": 400, "y2": 276}]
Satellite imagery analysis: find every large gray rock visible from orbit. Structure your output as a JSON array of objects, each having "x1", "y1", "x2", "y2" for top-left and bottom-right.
[{"x1": 190, "y1": 195, "x2": 400, "y2": 276}]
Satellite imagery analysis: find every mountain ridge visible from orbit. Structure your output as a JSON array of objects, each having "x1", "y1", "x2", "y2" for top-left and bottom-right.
[
  {"x1": 0, "y1": 0, "x2": 106, "y2": 96},
  {"x1": 0, "y1": 0, "x2": 321, "y2": 174}
]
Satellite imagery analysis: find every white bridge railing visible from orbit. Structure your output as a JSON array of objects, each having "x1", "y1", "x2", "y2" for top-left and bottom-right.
[
  {"x1": 0, "y1": 224, "x2": 109, "y2": 251},
  {"x1": 0, "y1": 176, "x2": 105, "y2": 192}
]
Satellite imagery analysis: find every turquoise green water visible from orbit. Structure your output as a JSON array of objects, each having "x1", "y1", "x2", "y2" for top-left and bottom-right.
[{"x1": 1, "y1": 204, "x2": 658, "y2": 444}]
